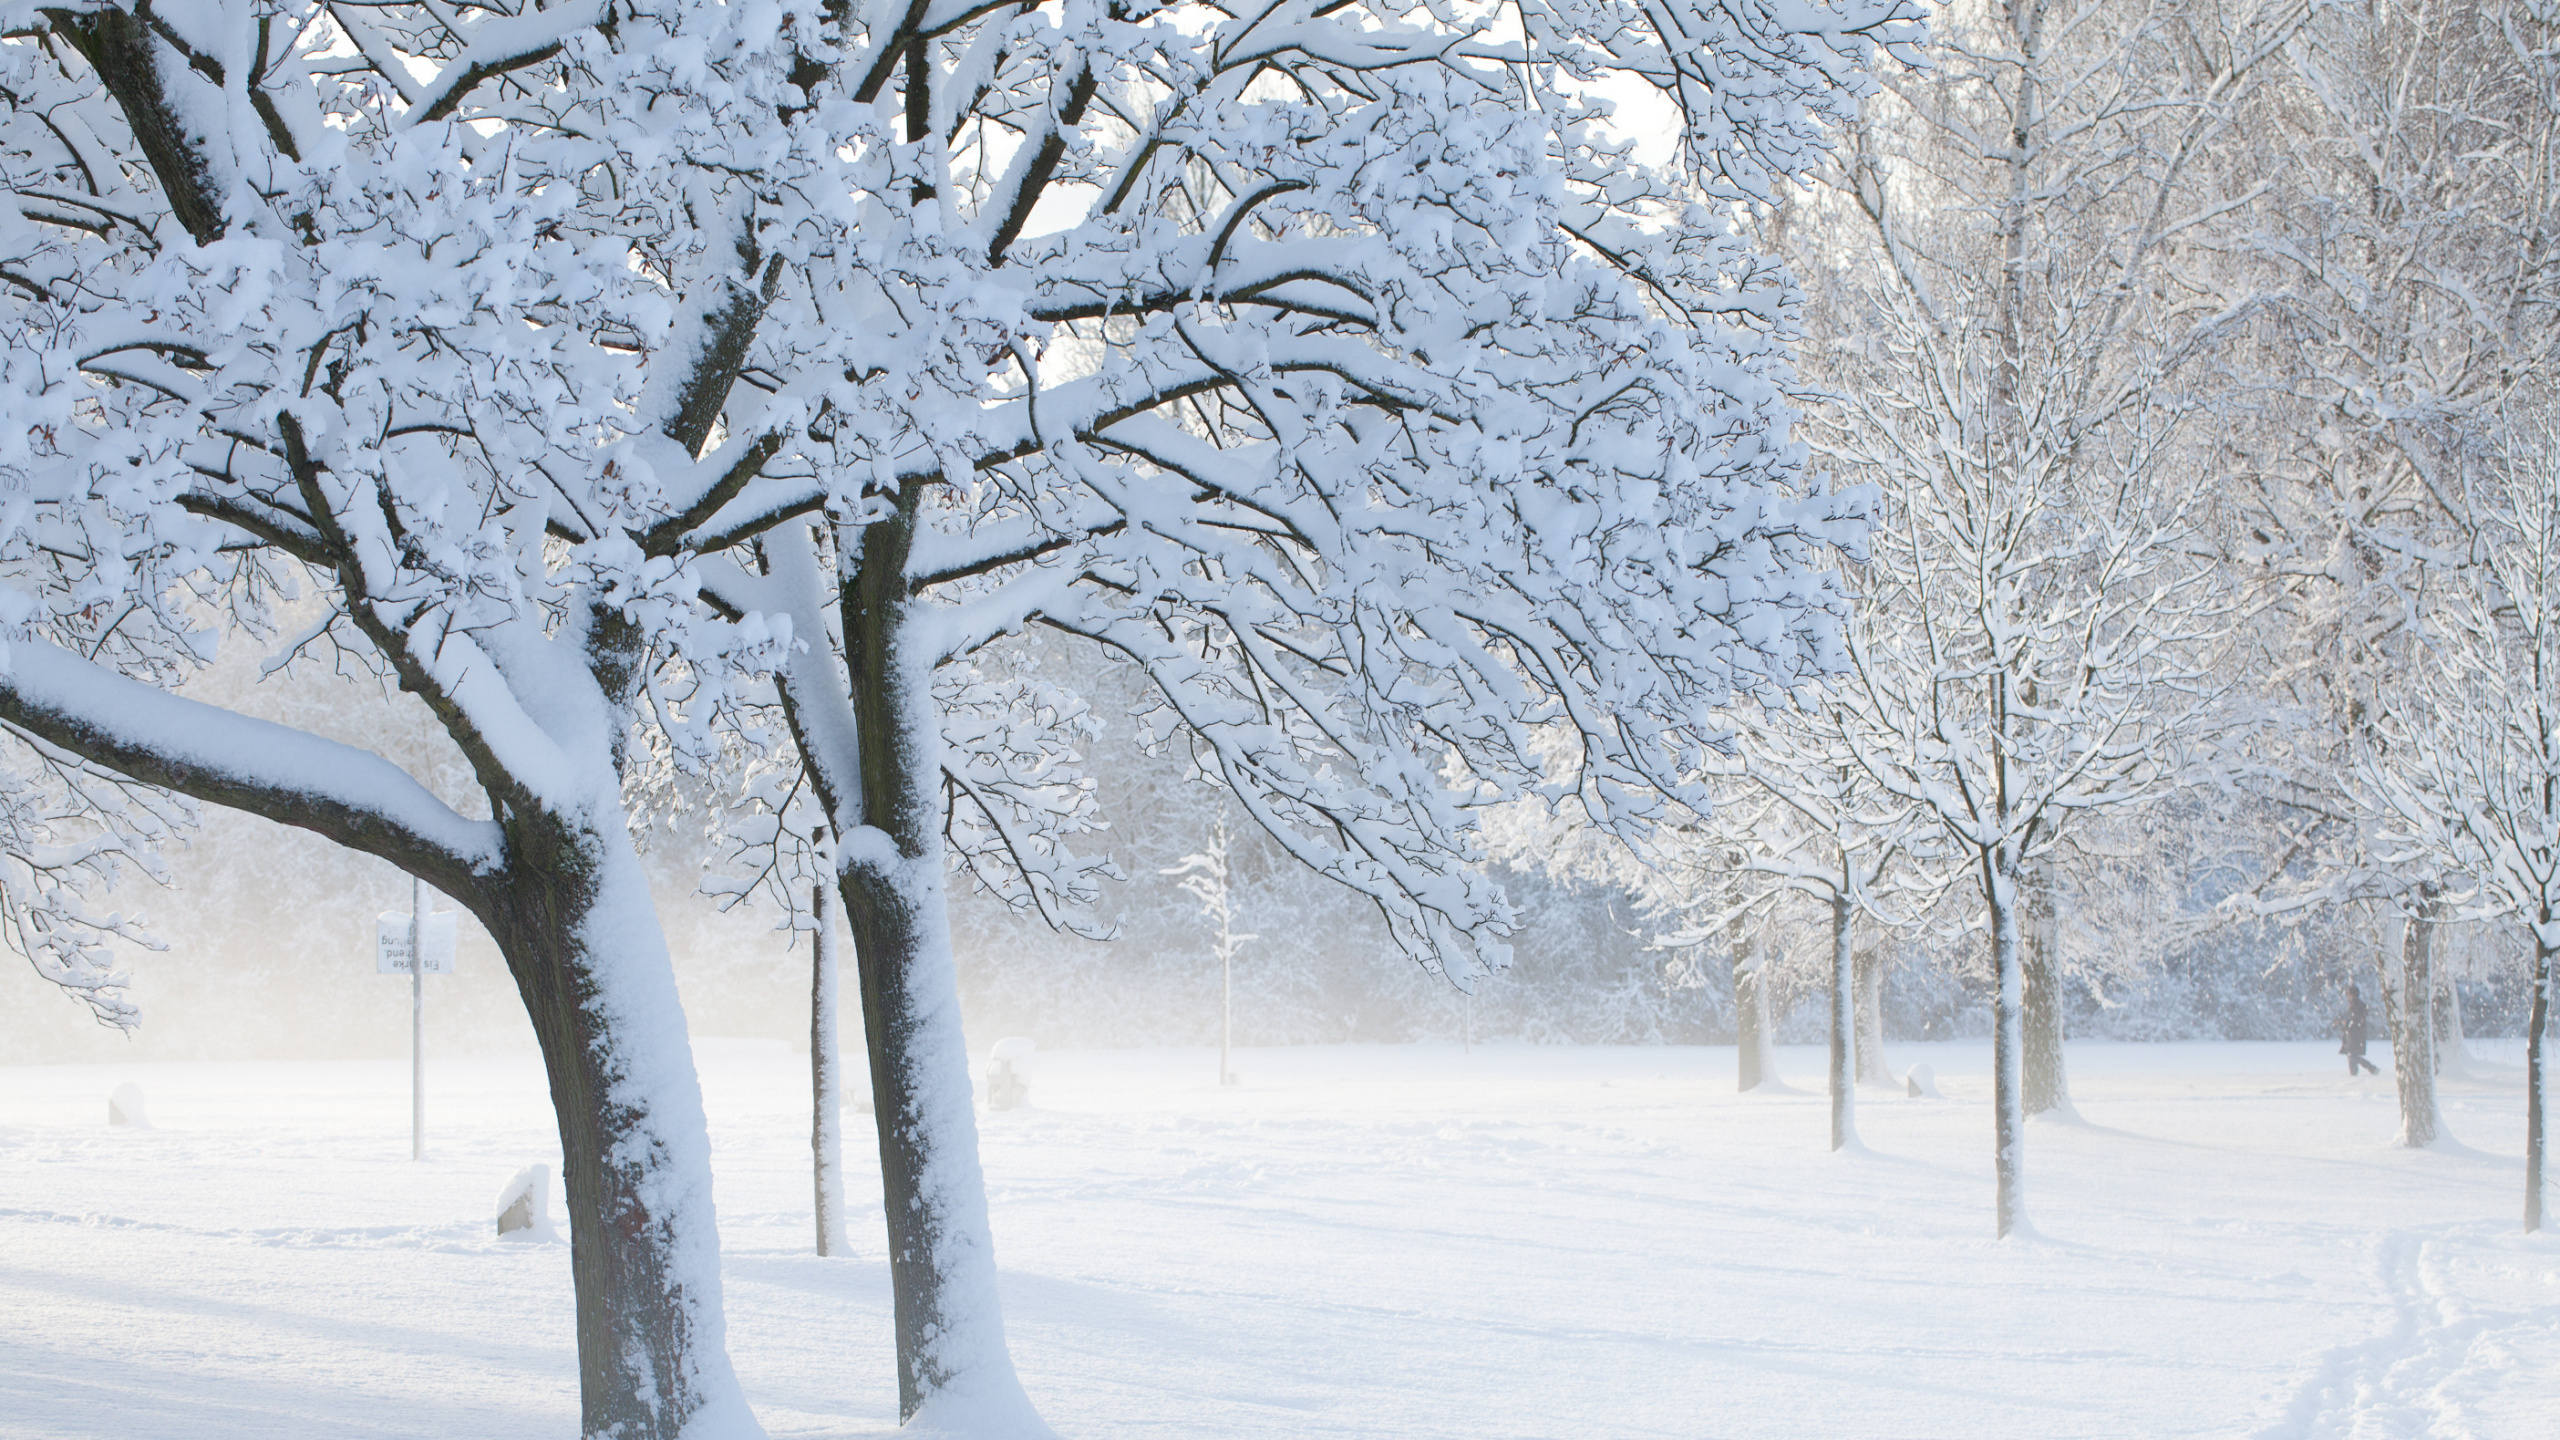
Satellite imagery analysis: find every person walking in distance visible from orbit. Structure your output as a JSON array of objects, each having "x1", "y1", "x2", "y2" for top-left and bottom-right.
[{"x1": 2341, "y1": 983, "x2": 2380, "y2": 1077}]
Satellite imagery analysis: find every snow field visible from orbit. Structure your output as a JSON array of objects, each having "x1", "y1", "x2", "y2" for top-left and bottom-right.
[{"x1": 3, "y1": 1040, "x2": 2555, "y2": 1439}]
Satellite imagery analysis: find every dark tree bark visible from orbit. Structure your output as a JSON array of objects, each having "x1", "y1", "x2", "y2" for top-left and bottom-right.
[
  {"x1": 44, "y1": 8, "x2": 228, "y2": 245},
  {"x1": 0, "y1": 650, "x2": 743, "y2": 1439},
  {"x1": 477, "y1": 813, "x2": 736, "y2": 1439},
  {"x1": 828, "y1": 491, "x2": 1028, "y2": 1424},
  {"x1": 843, "y1": 494, "x2": 953, "y2": 1414},
  {"x1": 749, "y1": 518, "x2": 1038, "y2": 1427}
]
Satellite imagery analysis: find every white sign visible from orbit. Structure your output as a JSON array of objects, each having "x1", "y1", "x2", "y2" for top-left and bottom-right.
[{"x1": 377, "y1": 912, "x2": 458, "y2": 975}]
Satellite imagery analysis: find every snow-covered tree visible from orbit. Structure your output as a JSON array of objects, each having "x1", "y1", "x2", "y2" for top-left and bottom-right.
[
  {"x1": 0, "y1": 5, "x2": 868, "y2": 1434},
  {"x1": 1488, "y1": 690, "x2": 1938, "y2": 1133},
  {"x1": 1799, "y1": 0, "x2": 2289, "y2": 1233},
  {"x1": 679, "y1": 0, "x2": 1919, "y2": 1424},
  {"x1": 1545, "y1": 686, "x2": 1941, "y2": 1141},
  {"x1": 2227, "y1": 0, "x2": 2560, "y2": 1149},
  {"x1": 2363, "y1": 409, "x2": 2560, "y2": 1225},
  {"x1": 1165, "y1": 816, "x2": 1254, "y2": 1086},
  {"x1": 1725, "y1": 710, "x2": 1935, "y2": 1148}
]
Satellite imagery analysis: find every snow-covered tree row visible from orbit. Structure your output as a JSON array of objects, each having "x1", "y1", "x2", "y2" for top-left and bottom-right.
[
  {"x1": 15, "y1": 10, "x2": 2560, "y2": 1429},
  {"x1": 1480, "y1": 0, "x2": 2560, "y2": 1240}
]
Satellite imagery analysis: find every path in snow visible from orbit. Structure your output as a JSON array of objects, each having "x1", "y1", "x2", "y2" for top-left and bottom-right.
[{"x1": 2, "y1": 1040, "x2": 2554, "y2": 1439}]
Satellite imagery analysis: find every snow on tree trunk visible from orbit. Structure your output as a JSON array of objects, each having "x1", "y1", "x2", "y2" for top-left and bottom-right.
[
  {"x1": 1756, "y1": 953, "x2": 1781, "y2": 1081},
  {"x1": 482, "y1": 811, "x2": 756, "y2": 1440},
  {"x1": 2449, "y1": 975, "x2": 2469, "y2": 1064},
  {"x1": 2530, "y1": 933, "x2": 2551, "y2": 1233},
  {"x1": 2432, "y1": 960, "x2": 2467, "y2": 1075},
  {"x1": 838, "y1": 504, "x2": 1044, "y2": 1434},
  {"x1": 1829, "y1": 892, "x2": 1858, "y2": 1150},
  {"x1": 2393, "y1": 893, "x2": 2443, "y2": 1148},
  {"x1": 1855, "y1": 946, "x2": 1892, "y2": 1085},
  {"x1": 1988, "y1": 858, "x2": 2028, "y2": 1237},
  {"x1": 812, "y1": 843, "x2": 850, "y2": 1260},
  {"x1": 1733, "y1": 912, "x2": 1766, "y2": 1093},
  {"x1": 2021, "y1": 861, "x2": 2071, "y2": 1118}
]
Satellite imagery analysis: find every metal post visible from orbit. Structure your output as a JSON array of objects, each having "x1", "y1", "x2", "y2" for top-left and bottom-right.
[{"x1": 411, "y1": 874, "x2": 424, "y2": 1161}]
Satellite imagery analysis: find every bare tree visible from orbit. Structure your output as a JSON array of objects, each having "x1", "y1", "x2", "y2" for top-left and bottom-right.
[
  {"x1": 0, "y1": 6, "x2": 888, "y2": 1430},
  {"x1": 1799, "y1": 0, "x2": 2290, "y2": 1232},
  {"x1": 2232, "y1": 0, "x2": 2560, "y2": 1148},
  {"x1": 1166, "y1": 817, "x2": 1256, "y2": 1087},
  {"x1": 2363, "y1": 409, "x2": 2560, "y2": 1223},
  {"x1": 1717, "y1": 721, "x2": 1931, "y2": 1151}
]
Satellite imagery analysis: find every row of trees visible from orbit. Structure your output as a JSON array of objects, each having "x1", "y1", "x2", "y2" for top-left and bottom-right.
[
  {"x1": 1486, "y1": 0, "x2": 2559, "y2": 1241},
  {"x1": 13, "y1": 0, "x2": 2555, "y2": 1433}
]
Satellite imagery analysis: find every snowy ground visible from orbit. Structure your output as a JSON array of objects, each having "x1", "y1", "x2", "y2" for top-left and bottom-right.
[{"x1": 4, "y1": 1040, "x2": 2556, "y2": 1440}]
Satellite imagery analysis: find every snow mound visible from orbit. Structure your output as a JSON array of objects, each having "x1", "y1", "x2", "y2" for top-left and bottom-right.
[
  {"x1": 1905, "y1": 1063, "x2": 1940, "y2": 1099},
  {"x1": 987, "y1": 1039, "x2": 1035, "y2": 1112},
  {"x1": 107, "y1": 1081, "x2": 147, "y2": 1127},
  {"x1": 900, "y1": 1360, "x2": 1059, "y2": 1440},
  {"x1": 493, "y1": 1164, "x2": 555, "y2": 1241}
]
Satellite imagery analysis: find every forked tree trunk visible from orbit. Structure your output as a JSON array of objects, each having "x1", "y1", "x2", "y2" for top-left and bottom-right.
[
  {"x1": 1854, "y1": 945, "x2": 1891, "y2": 1085},
  {"x1": 837, "y1": 498, "x2": 1043, "y2": 1432},
  {"x1": 812, "y1": 846, "x2": 850, "y2": 1258},
  {"x1": 2021, "y1": 861, "x2": 2069, "y2": 1117},
  {"x1": 1984, "y1": 853, "x2": 2027, "y2": 1237},
  {"x1": 480, "y1": 810, "x2": 753, "y2": 1440},
  {"x1": 1733, "y1": 913, "x2": 1766, "y2": 1092},
  {"x1": 2528, "y1": 930, "x2": 2550, "y2": 1233},
  {"x1": 1829, "y1": 891, "x2": 1857, "y2": 1150},
  {"x1": 2394, "y1": 891, "x2": 2443, "y2": 1148}
]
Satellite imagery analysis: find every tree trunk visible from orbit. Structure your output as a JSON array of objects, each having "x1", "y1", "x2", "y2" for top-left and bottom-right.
[
  {"x1": 2433, "y1": 960, "x2": 2465, "y2": 1074},
  {"x1": 2529, "y1": 930, "x2": 2550, "y2": 1233},
  {"x1": 838, "y1": 500, "x2": 1044, "y2": 1432},
  {"x1": 1854, "y1": 945, "x2": 1891, "y2": 1084},
  {"x1": 812, "y1": 846, "x2": 850, "y2": 1258},
  {"x1": 482, "y1": 812, "x2": 754, "y2": 1440},
  {"x1": 2393, "y1": 890, "x2": 2443, "y2": 1147},
  {"x1": 1829, "y1": 891, "x2": 1857, "y2": 1150},
  {"x1": 1755, "y1": 947, "x2": 1780, "y2": 1073},
  {"x1": 1987, "y1": 854, "x2": 2027, "y2": 1237},
  {"x1": 1733, "y1": 912, "x2": 1765, "y2": 1092},
  {"x1": 2021, "y1": 860, "x2": 2070, "y2": 1116}
]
